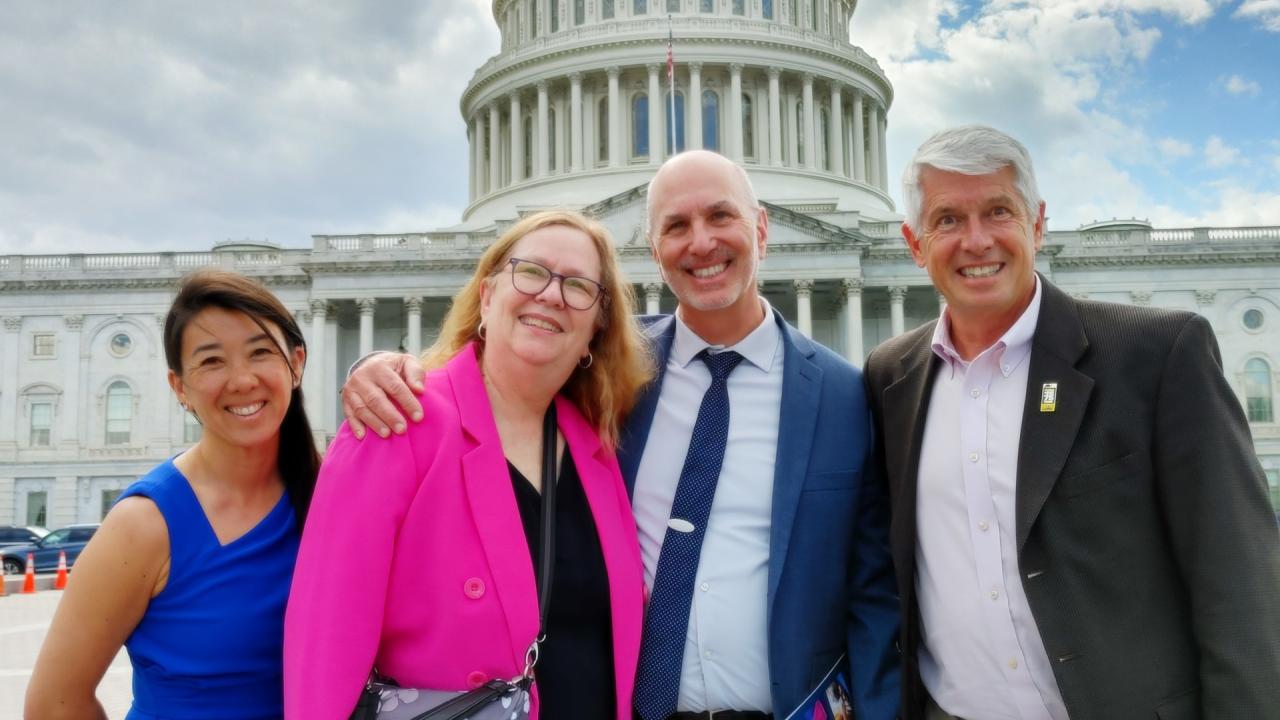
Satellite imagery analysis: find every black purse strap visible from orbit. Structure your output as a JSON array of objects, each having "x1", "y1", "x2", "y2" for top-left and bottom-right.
[{"x1": 535, "y1": 400, "x2": 557, "y2": 635}]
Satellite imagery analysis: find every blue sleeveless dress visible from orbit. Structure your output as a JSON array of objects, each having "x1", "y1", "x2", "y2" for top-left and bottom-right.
[{"x1": 118, "y1": 459, "x2": 298, "y2": 720}]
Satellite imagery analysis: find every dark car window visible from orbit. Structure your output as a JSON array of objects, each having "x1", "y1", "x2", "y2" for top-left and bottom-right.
[
  {"x1": 69, "y1": 528, "x2": 96, "y2": 542},
  {"x1": 0, "y1": 529, "x2": 17, "y2": 541},
  {"x1": 41, "y1": 529, "x2": 70, "y2": 545}
]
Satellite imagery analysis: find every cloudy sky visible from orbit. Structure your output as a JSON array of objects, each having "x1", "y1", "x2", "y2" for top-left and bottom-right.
[{"x1": 1, "y1": 0, "x2": 1277, "y2": 254}]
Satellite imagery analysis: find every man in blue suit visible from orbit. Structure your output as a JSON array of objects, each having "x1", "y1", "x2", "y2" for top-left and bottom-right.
[{"x1": 341, "y1": 150, "x2": 900, "y2": 720}]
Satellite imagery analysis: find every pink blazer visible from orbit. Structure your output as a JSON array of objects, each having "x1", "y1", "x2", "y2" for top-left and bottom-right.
[{"x1": 284, "y1": 345, "x2": 644, "y2": 719}]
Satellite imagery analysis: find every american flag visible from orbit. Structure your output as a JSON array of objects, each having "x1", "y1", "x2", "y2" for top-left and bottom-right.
[{"x1": 666, "y1": 21, "x2": 674, "y2": 84}]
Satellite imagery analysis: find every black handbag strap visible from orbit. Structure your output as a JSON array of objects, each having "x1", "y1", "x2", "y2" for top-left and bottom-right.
[{"x1": 535, "y1": 401, "x2": 557, "y2": 637}]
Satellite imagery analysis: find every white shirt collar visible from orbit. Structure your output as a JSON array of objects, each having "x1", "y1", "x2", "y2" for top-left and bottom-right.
[
  {"x1": 672, "y1": 297, "x2": 780, "y2": 374},
  {"x1": 930, "y1": 275, "x2": 1042, "y2": 378}
]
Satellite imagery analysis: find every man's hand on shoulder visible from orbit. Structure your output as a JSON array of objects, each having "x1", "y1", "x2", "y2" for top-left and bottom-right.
[{"x1": 341, "y1": 352, "x2": 426, "y2": 439}]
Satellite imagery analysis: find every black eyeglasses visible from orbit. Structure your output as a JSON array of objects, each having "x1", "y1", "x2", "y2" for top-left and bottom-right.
[{"x1": 504, "y1": 257, "x2": 608, "y2": 311}]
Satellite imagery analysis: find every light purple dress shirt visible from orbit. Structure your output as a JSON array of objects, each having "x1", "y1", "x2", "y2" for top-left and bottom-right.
[{"x1": 915, "y1": 277, "x2": 1069, "y2": 720}]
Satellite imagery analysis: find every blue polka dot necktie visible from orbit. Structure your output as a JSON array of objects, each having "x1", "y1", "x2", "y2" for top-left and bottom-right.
[{"x1": 634, "y1": 349, "x2": 745, "y2": 720}]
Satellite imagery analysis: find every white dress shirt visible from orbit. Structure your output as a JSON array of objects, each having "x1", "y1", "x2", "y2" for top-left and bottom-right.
[
  {"x1": 632, "y1": 300, "x2": 783, "y2": 713},
  {"x1": 916, "y1": 277, "x2": 1069, "y2": 720}
]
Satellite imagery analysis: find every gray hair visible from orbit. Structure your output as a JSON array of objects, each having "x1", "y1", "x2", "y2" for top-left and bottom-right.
[
  {"x1": 901, "y1": 125, "x2": 1041, "y2": 232},
  {"x1": 644, "y1": 150, "x2": 761, "y2": 244}
]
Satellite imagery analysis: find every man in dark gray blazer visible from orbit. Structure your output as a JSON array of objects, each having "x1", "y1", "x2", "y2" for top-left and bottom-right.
[{"x1": 863, "y1": 124, "x2": 1280, "y2": 720}]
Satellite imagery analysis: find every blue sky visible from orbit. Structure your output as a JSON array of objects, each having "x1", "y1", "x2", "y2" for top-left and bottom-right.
[{"x1": 0, "y1": 0, "x2": 1276, "y2": 253}]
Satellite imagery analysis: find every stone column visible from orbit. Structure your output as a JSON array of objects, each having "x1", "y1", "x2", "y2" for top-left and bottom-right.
[
  {"x1": 569, "y1": 72, "x2": 584, "y2": 172},
  {"x1": 728, "y1": 63, "x2": 744, "y2": 161},
  {"x1": 357, "y1": 298, "x2": 377, "y2": 357},
  {"x1": 794, "y1": 280, "x2": 814, "y2": 337},
  {"x1": 785, "y1": 86, "x2": 799, "y2": 167},
  {"x1": 868, "y1": 102, "x2": 882, "y2": 191},
  {"x1": 468, "y1": 118, "x2": 478, "y2": 200},
  {"x1": 488, "y1": 102, "x2": 502, "y2": 190},
  {"x1": 510, "y1": 92, "x2": 524, "y2": 183},
  {"x1": 889, "y1": 286, "x2": 907, "y2": 337},
  {"x1": 851, "y1": 90, "x2": 866, "y2": 183},
  {"x1": 688, "y1": 62, "x2": 703, "y2": 150},
  {"x1": 307, "y1": 300, "x2": 329, "y2": 434},
  {"x1": 475, "y1": 113, "x2": 489, "y2": 193},
  {"x1": 828, "y1": 82, "x2": 844, "y2": 176},
  {"x1": 878, "y1": 112, "x2": 889, "y2": 190},
  {"x1": 553, "y1": 91, "x2": 568, "y2": 172},
  {"x1": 647, "y1": 63, "x2": 663, "y2": 163},
  {"x1": 607, "y1": 66, "x2": 622, "y2": 167},
  {"x1": 536, "y1": 81, "x2": 550, "y2": 177},
  {"x1": 767, "y1": 67, "x2": 782, "y2": 166},
  {"x1": 801, "y1": 73, "x2": 816, "y2": 169},
  {"x1": 404, "y1": 297, "x2": 423, "y2": 356},
  {"x1": 841, "y1": 279, "x2": 863, "y2": 364},
  {"x1": 61, "y1": 314, "x2": 85, "y2": 451},
  {"x1": 0, "y1": 317, "x2": 21, "y2": 449},
  {"x1": 644, "y1": 282, "x2": 663, "y2": 315}
]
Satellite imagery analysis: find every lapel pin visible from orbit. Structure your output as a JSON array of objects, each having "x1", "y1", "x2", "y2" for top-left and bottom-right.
[{"x1": 1040, "y1": 382, "x2": 1058, "y2": 413}]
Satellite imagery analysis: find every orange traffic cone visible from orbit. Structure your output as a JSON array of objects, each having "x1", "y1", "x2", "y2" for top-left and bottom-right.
[
  {"x1": 21, "y1": 553, "x2": 37, "y2": 594},
  {"x1": 1, "y1": 559, "x2": 7, "y2": 597},
  {"x1": 54, "y1": 551, "x2": 69, "y2": 590}
]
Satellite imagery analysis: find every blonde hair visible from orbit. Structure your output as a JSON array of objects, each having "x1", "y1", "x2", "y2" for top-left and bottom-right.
[{"x1": 422, "y1": 210, "x2": 653, "y2": 447}]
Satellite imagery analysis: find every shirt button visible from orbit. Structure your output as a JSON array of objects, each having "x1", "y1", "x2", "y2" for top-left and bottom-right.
[
  {"x1": 970, "y1": 388, "x2": 981, "y2": 398},
  {"x1": 990, "y1": 589, "x2": 1000, "y2": 600},
  {"x1": 466, "y1": 670, "x2": 488, "y2": 688},
  {"x1": 1008, "y1": 658, "x2": 1019, "y2": 670},
  {"x1": 978, "y1": 521, "x2": 990, "y2": 531},
  {"x1": 463, "y1": 577, "x2": 486, "y2": 599},
  {"x1": 700, "y1": 582, "x2": 710, "y2": 592},
  {"x1": 968, "y1": 452, "x2": 979, "y2": 463}
]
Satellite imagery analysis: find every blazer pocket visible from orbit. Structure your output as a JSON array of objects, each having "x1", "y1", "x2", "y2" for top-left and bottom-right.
[
  {"x1": 1153, "y1": 688, "x2": 1198, "y2": 720},
  {"x1": 803, "y1": 469, "x2": 857, "y2": 492},
  {"x1": 1060, "y1": 452, "x2": 1139, "y2": 499}
]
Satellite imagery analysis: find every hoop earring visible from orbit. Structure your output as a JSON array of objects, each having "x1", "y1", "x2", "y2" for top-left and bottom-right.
[
  {"x1": 578, "y1": 352, "x2": 593, "y2": 369},
  {"x1": 477, "y1": 319, "x2": 486, "y2": 340}
]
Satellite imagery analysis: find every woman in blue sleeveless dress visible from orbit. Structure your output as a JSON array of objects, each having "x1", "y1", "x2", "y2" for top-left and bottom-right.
[{"x1": 25, "y1": 270, "x2": 320, "y2": 719}]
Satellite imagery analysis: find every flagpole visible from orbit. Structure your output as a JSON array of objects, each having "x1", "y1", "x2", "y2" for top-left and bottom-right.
[{"x1": 667, "y1": 14, "x2": 676, "y2": 156}]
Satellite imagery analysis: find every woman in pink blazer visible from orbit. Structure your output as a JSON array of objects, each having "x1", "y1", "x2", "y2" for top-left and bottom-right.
[{"x1": 284, "y1": 210, "x2": 652, "y2": 719}]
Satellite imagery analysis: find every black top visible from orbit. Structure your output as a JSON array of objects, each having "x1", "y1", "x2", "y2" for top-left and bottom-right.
[{"x1": 509, "y1": 451, "x2": 616, "y2": 719}]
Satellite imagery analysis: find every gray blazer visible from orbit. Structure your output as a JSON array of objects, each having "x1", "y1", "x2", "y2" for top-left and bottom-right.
[{"x1": 863, "y1": 277, "x2": 1280, "y2": 720}]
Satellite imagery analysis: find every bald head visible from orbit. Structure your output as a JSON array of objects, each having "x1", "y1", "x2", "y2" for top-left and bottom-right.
[{"x1": 646, "y1": 150, "x2": 760, "y2": 244}]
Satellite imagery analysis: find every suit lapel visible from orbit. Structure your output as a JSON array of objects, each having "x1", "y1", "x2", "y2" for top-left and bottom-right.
[
  {"x1": 767, "y1": 312, "x2": 822, "y2": 609},
  {"x1": 449, "y1": 348, "x2": 540, "y2": 669},
  {"x1": 619, "y1": 315, "x2": 676, "y2": 495},
  {"x1": 881, "y1": 328, "x2": 941, "y2": 580},
  {"x1": 1015, "y1": 280, "x2": 1093, "y2": 551}
]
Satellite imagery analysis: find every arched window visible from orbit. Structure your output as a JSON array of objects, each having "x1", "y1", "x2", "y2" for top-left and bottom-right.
[
  {"x1": 667, "y1": 0, "x2": 681, "y2": 10},
  {"x1": 633, "y1": 93, "x2": 650, "y2": 158},
  {"x1": 733, "y1": 0, "x2": 745, "y2": 14},
  {"x1": 602, "y1": 0, "x2": 616, "y2": 19},
  {"x1": 1245, "y1": 358, "x2": 1274, "y2": 423},
  {"x1": 551, "y1": 0, "x2": 561, "y2": 31},
  {"x1": 819, "y1": 107, "x2": 830, "y2": 170},
  {"x1": 105, "y1": 381, "x2": 132, "y2": 445},
  {"x1": 523, "y1": 113, "x2": 534, "y2": 178},
  {"x1": 597, "y1": 96, "x2": 610, "y2": 163},
  {"x1": 789, "y1": 0, "x2": 798, "y2": 25},
  {"x1": 810, "y1": 0, "x2": 819, "y2": 29},
  {"x1": 530, "y1": 0, "x2": 539, "y2": 38},
  {"x1": 548, "y1": 107, "x2": 558, "y2": 171},
  {"x1": 795, "y1": 99, "x2": 805, "y2": 165},
  {"x1": 665, "y1": 91, "x2": 686, "y2": 153},
  {"x1": 575, "y1": 0, "x2": 586, "y2": 25},
  {"x1": 634, "y1": 0, "x2": 648, "y2": 14},
  {"x1": 763, "y1": 0, "x2": 774, "y2": 19},
  {"x1": 701, "y1": 0, "x2": 714, "y2": 12},
  {"x1": 702, "y1": 89, "x2": 720, "y2": 152},
  {"x1": 742, "y1": 93, "x2": 755, "y2": 159}
]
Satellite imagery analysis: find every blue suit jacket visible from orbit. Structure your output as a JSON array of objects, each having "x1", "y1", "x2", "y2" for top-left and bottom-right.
[{"x1": 618, "y1": 309, "x2": 901, "y2": 720}]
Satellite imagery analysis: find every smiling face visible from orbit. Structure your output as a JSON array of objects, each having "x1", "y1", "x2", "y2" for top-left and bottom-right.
[
  {"x1": 647, "y1": 151, "x2": 768, "y2": 344},
  {"x1": 479, "y1": 224, "x2": 603, "y2": 372},
  {"x1": 904, "y1": 165, "x2": 1045, "y2": 351},
  {"x1": 168, "y1": 306, "x2": 304, "y2": 453}
]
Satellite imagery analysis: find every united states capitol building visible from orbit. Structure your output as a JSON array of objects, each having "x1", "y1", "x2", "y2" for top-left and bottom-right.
[{"x1": 2, "y1": 0, "x2": 1278, "y2": 527}]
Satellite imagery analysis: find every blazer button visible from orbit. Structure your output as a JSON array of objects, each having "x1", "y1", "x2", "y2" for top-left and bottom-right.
[
  {"x1": 467, "y1": 670, "x2": 488, "y2": 689},
  {"x1": 463, "y1": 577, "x2": 486, "y2": 599}
]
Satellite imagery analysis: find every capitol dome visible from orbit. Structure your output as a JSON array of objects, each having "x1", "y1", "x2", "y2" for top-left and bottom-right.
[{"x1": 459, "y1": 0, "x2": 894, "y2": 225}]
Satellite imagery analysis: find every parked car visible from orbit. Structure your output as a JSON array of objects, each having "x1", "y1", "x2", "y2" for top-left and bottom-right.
[
  {"x1": 1, "y1": 523, "x2": 99, "y2": 575},
  {"x1": 0, "y1": 525, "x2": 48, "y2": 549}
]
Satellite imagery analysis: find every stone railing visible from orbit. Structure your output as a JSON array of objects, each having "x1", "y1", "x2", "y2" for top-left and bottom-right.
[
  {"x1": 473, "y1": 15, "x2": 882, "y2": 84},
  {"x1": 312, "y1": 232, "x2": 495, "y2": 255},
  {"x1": 1072, "y1": 225, "x2": 1280, "y2": 250},
  {"x1": 0, "y1": 249, "x2": 307, "y2": 276}
]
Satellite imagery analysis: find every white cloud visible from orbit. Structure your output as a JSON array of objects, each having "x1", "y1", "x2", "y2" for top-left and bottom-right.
[
  {"x1": 1235, "y1": 0, "x2": 1280, "y2": 31},
  {"x1": 1223, "y1": 74, "x2": 1262, "y2": 95},
  {"x1": 1157, "y1": 137, "x2": 1194, "y2": 159},
  {"x1": 1204, "y1": 136, "x2": 1241, "y2": 167}
]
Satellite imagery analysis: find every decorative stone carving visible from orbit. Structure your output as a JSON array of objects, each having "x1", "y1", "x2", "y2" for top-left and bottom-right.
[
  {"x1": 1195, "y1": 289, "x2": 1216, "y2": 306},
  {"x1": 404, "y1": 297, "x2": 424, "y2": 313},
  {"x1": 3, "y1": 316, "x2": 21, "y2": 332},
  {"x1": 839, "y1": 277, "x2": 863, "y2": 299},
  {"x1": 888, "y1": 286, "x2": 908, "y2": 302},
  {"x1": 356, "y1": 298, "x2": 378, "y2": 315},
  {"x1": 793, "y1": 279, "x2": 814, "y2": 296},
  {"x1": 309, "y1": 300, "x2": 330, "y2": 317},
  {"x1": 1130, "y1": 291, "x2": 1152, "y2": 306},
  {"x1": 63, "y1": 314, "x2": 85, "y2": 330}
]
